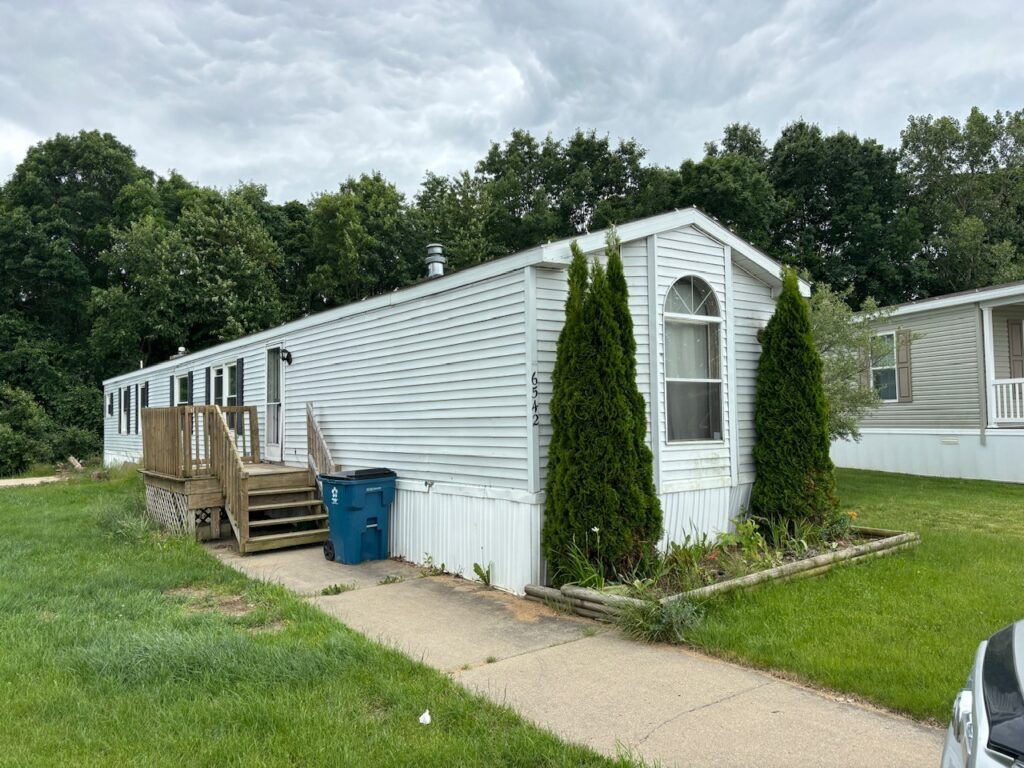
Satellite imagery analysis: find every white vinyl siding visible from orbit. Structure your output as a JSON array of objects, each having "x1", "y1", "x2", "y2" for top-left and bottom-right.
[
  {"x1": 731, "y1": 266, "x2": 776, "y2": 482},
  {"x1": 534, "y1": 266, "x2": 564, "y2": 489},
  {"x1": 279, "y1": 270, "x2": 529, "y2": 487},
  {"x1": 103, "y1": 369, "x2": 161, "y2": 464},
  {"x1": 992, "y1": 305, "x2": 1024, "y2": 379},
  {"x1": 104, "y1": 270, "x2": 528, "y2": 483},
  {"x1": 533, "y1": 238, "x2": 652, "y2": 488},
  {"x1": 655, "y1": 226, "x2": 731, "y2": 486},
  {"x1": 860, "y1": 304, "x2": 982, "y2": 429}
]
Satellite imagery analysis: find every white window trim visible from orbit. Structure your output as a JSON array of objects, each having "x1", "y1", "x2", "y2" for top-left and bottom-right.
[
  {"x1": 175, "y1": 374, "x2": 190, "y2": 406},
  {"x1": 119, "y1": 386, "x2": 130, "y2": 434},
  {"x1": 664, "y1": 284, "x2": 724, "y2": 444},
  {"x1": 871, "y1": 331, "x2": 898, "y2": 404},
  {"x1": 211, "y1": 362, "x2": 238, "y2": 407}
]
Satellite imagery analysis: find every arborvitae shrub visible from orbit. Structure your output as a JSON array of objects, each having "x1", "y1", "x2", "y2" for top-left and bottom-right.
[
  {"x1": 543, "y1": 238, "x2": 661, "y2": 583},
  {"x1": 542, "y1": 243, "x2": 589, "y2": 573},
  {"x1": 605, "y1": 234, "x2": 662, "y2": 559},
  {"x1": 750, "y1": 269, "x2": 838, "y2": 530}
]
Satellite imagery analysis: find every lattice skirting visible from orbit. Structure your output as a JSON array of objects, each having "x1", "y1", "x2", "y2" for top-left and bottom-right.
[{"x1": 144, "y1": 485, "x2": 196, "y2": 537}]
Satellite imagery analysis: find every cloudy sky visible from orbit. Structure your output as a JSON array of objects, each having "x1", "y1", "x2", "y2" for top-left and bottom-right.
[{"x1": 1, "y1": 0, "x2": 1021, "y2": 202}]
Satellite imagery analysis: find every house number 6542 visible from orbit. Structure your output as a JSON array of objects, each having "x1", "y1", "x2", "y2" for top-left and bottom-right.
[{"x1": 531, "y1": 372, "x2": 539, "y2": 426}]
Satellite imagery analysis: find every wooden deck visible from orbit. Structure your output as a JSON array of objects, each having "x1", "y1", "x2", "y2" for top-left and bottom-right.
[{"x1": 139, "y1": 405, "x2": 333, "y2": 553}]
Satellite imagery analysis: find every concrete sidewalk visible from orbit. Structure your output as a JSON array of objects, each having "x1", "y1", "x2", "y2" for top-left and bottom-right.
[{"x1": 210, "y1": 544, "x2": 944, "y2": 768}]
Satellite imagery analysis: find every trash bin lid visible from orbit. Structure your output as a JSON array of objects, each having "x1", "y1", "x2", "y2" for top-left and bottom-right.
[{"x1": 320, "y1": 468, "x2": 396, "y2": 481}]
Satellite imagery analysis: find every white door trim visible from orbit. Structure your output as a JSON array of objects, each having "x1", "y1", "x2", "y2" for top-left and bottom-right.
[{"x1": 264, "y1": 343, "x2": 285, "y2": 461}]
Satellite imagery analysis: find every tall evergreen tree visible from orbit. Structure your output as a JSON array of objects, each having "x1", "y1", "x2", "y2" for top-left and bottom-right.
[
  {"x1": 605, "y1": 232, "x2": 662, "y2": 554},
  {"x1": 750, "y1": 270, "x2": 837, "y2": 529},
  {"x1": 543, "y1": 244, "x2": 654, "y2": 581},
  {"x1": 542, "y1": 243, "x2": 589, "y2": 575},
  {"x1": 572, "y1": 260, "x2": 643, "y2": 577}
]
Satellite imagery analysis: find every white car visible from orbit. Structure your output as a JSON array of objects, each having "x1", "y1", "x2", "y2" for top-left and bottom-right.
[{"x1": 942, "y1": 620, "x2": 1024, "y2": 767}]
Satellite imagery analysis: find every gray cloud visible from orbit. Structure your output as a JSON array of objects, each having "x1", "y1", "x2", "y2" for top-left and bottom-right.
[{"x1": 1, "y1": 0, "x2": 1022, "y2": 202}]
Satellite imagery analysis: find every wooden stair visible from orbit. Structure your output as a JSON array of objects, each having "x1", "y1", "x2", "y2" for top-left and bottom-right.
[{"x1": 238, "y1": 468, "x2": 329, "y2": 553}]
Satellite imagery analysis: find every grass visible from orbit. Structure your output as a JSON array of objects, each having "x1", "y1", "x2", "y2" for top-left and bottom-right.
[
  {"x1": 320, "y1": 582, "x2": 355, "y2": 595},
  {"x1": 2, "y1": 461, "x2": 59, "y2": 479},
  {"x1": 688, "y1": 468, "x2": 1024, "y2": 723},
  {"x1": 1, "y1": 456, "x2": 104, "y2": 480},
  {"x1": 0, "y1": 470, "x2": 638, "y2": 767}
]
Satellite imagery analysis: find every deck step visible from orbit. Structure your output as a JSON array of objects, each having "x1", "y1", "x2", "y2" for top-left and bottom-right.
[
  {"x1": 247, "y1": 471, "x2": 313, "y2": 491},
  {"x1": 243, "y1": 528, "x2": 329, "y2": 553},
  {"x1": 248, "y1": 486, "x2": 317, "y2": 497},
  {"x1": 248, "y1": 499, "x2": 323, "y2": 513},
  {"x1": 248, "y1": 513, "x2": 327, "y2": 528}
]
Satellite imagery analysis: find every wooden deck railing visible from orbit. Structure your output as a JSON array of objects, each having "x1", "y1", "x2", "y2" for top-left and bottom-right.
[
  {"x1": 141, "y1": 407, "x2": 191, "y2": 476},
  {"x1": 993, "y1": 378, "x2": 1024, "y2": 423},
  {"x1": 208, "y1": 405, "x2": 249, "y2": 544},
  {"x1": 140, "y1": 405, "x2": 260, "y2": 477},
  {"x1": 306, "y1": 402, "x2": 337, "y2": 483}
]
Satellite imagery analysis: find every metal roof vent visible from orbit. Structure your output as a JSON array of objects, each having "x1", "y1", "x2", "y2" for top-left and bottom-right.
[{"x1": 425, "y1": 243, "x2": 446, "y2": 279}]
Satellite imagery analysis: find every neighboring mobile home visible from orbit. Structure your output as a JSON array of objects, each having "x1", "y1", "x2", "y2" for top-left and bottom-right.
[
  {"x1": 103, "y1": 208, "x2": 800, "y2": 593},
  {"x1": 831, "y1": 280, "x2": 1024, "y2": 483}
]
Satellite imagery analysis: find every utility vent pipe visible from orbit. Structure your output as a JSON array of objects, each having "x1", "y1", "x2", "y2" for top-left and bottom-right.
[{"x1": 425, "y1": 243, "x2": 446, "y2": 279}]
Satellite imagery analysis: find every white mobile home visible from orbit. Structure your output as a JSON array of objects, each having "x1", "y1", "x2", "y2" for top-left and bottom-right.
[
  {"x1": 103, "y1": 208, "x2": 797, "y2": 593},
  {"x1": 831, "y1": 280, "x2": 1024, "y2": 483}
]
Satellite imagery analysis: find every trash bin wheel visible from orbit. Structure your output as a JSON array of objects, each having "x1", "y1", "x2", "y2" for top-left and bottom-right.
[{"x1": 323, "y1": 540, "x2": 335, "y2": 562}]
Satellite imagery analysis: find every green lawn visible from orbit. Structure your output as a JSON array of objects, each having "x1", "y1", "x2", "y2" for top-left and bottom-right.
[
  {"x1": 0, "y1": 471, "x2": 634, "y2": 767},
  {"x1": 688, "y1": 468, "x2": 1024, "y2": 723}
]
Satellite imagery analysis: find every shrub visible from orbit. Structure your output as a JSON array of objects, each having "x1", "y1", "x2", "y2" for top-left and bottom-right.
[
  {"x1": 542, "y1": 238, "x2": 660, "y2": 582},
  {"x1": 0, "y1": 383, "x2": 55, "y2": 476},
  {"x1": 97, "y1": 487, "x2": 154, "y2": 542},
  {"x1": 750, "y1": 270, "x2": 838, "y2": 530},
  {"x1": 542, "y1": 243, "x2": 590, "y2": 577},
  {"x1": 605, "y1": 233, "x2": 662, "y2": 560},
  {"x1": 614, "y1": 596, "x2": 703, "y2": 644}
]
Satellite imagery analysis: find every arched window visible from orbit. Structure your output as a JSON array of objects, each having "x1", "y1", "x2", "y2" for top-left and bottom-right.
[{"x1": 664, "y1": 277, "x2": 722, "y2": 441}]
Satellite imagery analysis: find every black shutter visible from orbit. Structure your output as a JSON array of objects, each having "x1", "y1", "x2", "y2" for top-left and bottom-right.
[
  {"x1": 1010, "y1": 320, "x2": 1024, "y2": 378},
  {"x1": 236, "y1": 357, "x2": 244, "y2": 405},
  {"x1": 135, "y1": 383, "x2": 139, "y2": 434},
  {"x1": 896, "y1": 330, "x2": 913, "y2": 403},
  {"x1": 169, "y1": 375, "x2": 174, "y2": 405},
  {"x1": 188, "y1": 371, "x2": 194, "y2": 405},
  {"x1": 118, "y1": 389, "x2": 123, "y2": 434},
  {"x1": 205, "y1": 367, "x2": 211, "y2": 404}
]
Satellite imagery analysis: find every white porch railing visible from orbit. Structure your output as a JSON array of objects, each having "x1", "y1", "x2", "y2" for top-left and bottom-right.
[{"x1": 993, "y1": 378, "x2": 1024, "y2": 423}]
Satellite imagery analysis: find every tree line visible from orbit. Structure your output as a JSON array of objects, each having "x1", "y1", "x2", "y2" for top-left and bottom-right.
[{"x1": 1, "y1": 107, "x2": 1022, "y2": 470}]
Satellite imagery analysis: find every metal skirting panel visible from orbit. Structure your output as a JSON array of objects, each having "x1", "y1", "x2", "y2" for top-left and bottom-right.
[
  {"x1": 832, "y1": 430, "x2": 1024, "y2": 483},
  {"x1": 659, "y1": 484, "x2": 748, "y2": 548},
  {"x1": 390, "y1": 487, "x2": 543, "y2": 594},
  {"x1": 105, "y1": 449, "x2": 142, "y2": 467}
]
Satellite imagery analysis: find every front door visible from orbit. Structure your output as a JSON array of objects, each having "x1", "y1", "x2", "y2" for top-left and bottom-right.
[{"x1": 265, "y1": 347, "x2": 283, "y2": 461}]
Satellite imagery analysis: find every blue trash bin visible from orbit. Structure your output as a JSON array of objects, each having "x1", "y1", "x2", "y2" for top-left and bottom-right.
[{"x1": 319, "y1": 468, "x2": 396, "y2": 565}]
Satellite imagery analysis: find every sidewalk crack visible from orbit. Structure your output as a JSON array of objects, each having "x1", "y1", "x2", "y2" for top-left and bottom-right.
[{"x1": 637, "y1": 680, "x2": 773, "y2": 745}]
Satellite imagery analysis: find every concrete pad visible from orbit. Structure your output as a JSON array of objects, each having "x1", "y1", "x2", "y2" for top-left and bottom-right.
[
  {"x1": 311, "y1": 576, "x2": 594, "y2": 671},
  {"x1": 456, "y1": 632, "x2": 943, "y2": 768},
  {"x1": 207, "y1": 544, "x2": 420, "y2": 595}
]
